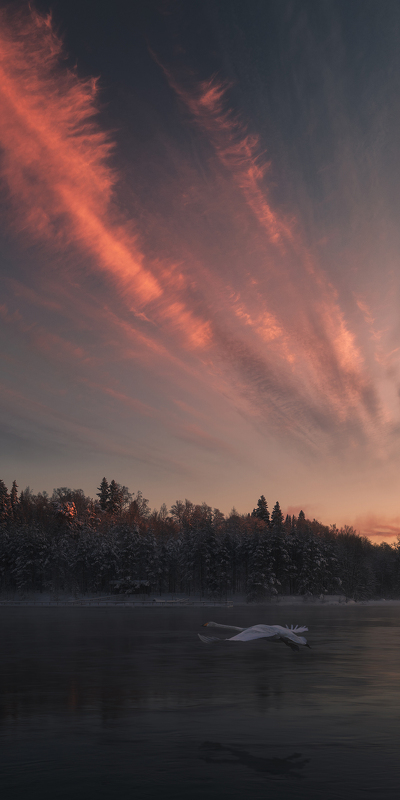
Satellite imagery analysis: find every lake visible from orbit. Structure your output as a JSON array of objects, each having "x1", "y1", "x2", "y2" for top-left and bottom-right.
[{"x1": 1, "y1": 604, "x2": 400, "y2": 799}]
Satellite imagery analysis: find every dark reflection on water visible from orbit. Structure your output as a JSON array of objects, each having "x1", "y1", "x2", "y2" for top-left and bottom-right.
[
  {"x1": 200, "y1": 741, "x2": 309, "y2": 778},
  {"x1": 1, "y1": 605, "x2": 400, "y2": 798}
]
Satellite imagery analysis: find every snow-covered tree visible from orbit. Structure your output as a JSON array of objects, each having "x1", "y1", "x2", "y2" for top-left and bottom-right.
[
  {"x1": 1, "y1": 477, "x2": 399, "y2": 600},
  {"x1": 246, "y1": 528, "x2": 277, "y2": 601},
  {"x1": 336, "y1": 527, "x2": 376, "y2": 599}
]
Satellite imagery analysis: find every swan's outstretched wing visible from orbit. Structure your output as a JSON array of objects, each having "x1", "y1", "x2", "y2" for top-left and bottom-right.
[
  {"x1": 198, "y1": 623, "x2": 310, "y2": 648},
  {"x1": 228, "y1": 625, "x2": 281, "y2": 642},
  {"x1": 272, "y1": 625, "x2": 308, "y2": 645},
  {"x1": 228, "y1": 624, "x2": 308, "y2": 646},
  {"x1": 202, "y1": 622, "x2": 244, "y2": 632}
]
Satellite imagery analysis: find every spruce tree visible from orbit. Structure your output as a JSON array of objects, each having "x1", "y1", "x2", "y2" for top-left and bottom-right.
[
  {"x1": 108, "y1": 480, "x2": 124, "y2": 515},
  {"x1": 270, "y1": 501, "x2": 291, "y2": 592},
  {"x1": 271, "y1": 501, "x2": 284, "y2": 531},
  {"x1": 246, "y1": 529, "x2": 277, "y2": 601},
  {"x1": 0, "y1": 480, "x2": 10, "y2": 520},
  {"x1": 10, "y1": 480, "x2": 19, "y2": 509},
  {"x1": 297, "y1": 510, "x2": 306, "y2": 533},
  {"x1": 252, "y1": 495, "x2": 270, "y2": 524},
  {"x1": 96, "y1": 478, "x2": 110, "y2": 511}
]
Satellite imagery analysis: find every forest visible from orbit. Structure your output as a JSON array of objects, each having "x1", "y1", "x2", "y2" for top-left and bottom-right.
[{"x1": 0, "y1": 478, "x2": 399, "y2": 600}]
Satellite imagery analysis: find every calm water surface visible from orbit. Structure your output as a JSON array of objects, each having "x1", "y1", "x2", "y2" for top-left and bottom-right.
[{"x1": 1, "y1": 605, "x2": 400, "y2": 799}]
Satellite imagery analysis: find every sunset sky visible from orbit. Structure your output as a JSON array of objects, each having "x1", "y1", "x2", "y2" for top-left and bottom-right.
[{"x1": 1, "y1": 0, "x2": 400, "y2": 540}]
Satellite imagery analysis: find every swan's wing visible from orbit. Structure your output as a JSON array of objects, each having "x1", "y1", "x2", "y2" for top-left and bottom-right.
[
  {"x1": 198, "y1": 634, "x2": 221, "y2": 644},
  {"x1": 273, "y1": 626, "x2": 308, "y2": 645},
  {"x1": 285, "y1": 624, "x2": 308, "y2": 634},
  {"x1": 228, "y1": 625, "x2": 280, "y2": 642}
]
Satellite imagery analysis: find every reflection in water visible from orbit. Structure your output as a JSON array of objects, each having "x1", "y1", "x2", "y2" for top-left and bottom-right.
[
  {"x1": 200, "y1": 741, "x2": 309, "y2": 778},
  {"x1": 1, "y1": 605, "x2": 400, "y2": 799}
]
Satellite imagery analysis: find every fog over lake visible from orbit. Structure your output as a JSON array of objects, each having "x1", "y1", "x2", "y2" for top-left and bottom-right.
[{"x1": 1, "y1": 605, "x2": 400, "y2": 799}]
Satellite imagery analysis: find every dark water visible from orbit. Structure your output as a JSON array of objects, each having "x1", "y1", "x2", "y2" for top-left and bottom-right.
[{"x1": 1, "y1": 605, "x2": 400, "y2": 799}]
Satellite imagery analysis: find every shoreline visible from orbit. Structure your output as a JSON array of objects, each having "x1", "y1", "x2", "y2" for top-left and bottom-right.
[{"x1": 0, "y1": 594, "x2": 399, "y2": 607}]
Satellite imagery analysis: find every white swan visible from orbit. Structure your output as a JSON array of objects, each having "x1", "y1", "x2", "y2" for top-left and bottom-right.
[{"x1": 198, "y1": 621, "x2": 310, "y2": 651}]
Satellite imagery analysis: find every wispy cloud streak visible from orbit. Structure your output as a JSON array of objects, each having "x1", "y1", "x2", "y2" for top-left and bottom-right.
[
  {"x1": 0, "y1": 5, "x2": 396, "y2": 478},
  {"x1": 162, "y1": 71, "x2": 294, "y2": 246},
  {"x1": 352, "y1": 513, "x2": 400, "y2": 542},
  {"x1": 0, "y1": 8, "x2": 163, "y2": 305},
  {"x1": 160, "y1": 67, "x2": 385, "y2": 442},
  {"x1": 0, "y1": 5, "x2": 216, "y2": 360}
]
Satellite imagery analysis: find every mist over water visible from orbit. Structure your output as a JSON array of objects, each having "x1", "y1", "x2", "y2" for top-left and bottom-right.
[{"x1": 1, "y1": 605, "x2": 400, "y2": 799}]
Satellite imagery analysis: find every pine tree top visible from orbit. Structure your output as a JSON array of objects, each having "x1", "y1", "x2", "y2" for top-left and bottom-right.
[
  {"x1": 271, "y1": 500, "x2": 284, "y2": 529},
  {"x1": 252, "y1": 495, "x2": 270, "y2": 523}
]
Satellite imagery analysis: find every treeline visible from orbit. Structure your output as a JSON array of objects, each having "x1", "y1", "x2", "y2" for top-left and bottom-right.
[{"x1": 0, "y1": 480, "x2": 399, "y2": 600}]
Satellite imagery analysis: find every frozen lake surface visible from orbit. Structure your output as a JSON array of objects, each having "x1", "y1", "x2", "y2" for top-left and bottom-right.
[{"x1": 1, "y1": 604, "x2": 400, "y2": 799}]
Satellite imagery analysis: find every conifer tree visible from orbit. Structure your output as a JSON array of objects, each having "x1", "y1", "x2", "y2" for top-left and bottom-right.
[
  {"x1": 0, "y1": 476, "x2": 397, "y2": 600},
  {"x1": 108, "y1": 480, "x2": 124, "y2": 515},
  {"x1": 297, "y1": 510, "x2": 306, "y2": 533},
  {"x1": 0, "y1": 480, "x2": 10, "y2": 520},
  {"x1": 10, "y1": 480, "x2": 19, "y2": 509},
  {"x1": 269, "y1": 500, "x2": 291, "y2": 591},
  {"x1": 246, "y1": 529, "x2": 276, "y2": 601},
  {"x1": 96, "y1": 478, "x2": 110, "y2": 511},
  {"x1": 271, "y1": 500, "x2": 284, "y2": 531},
  {"x1": 166, "y1": 537, "x2": 181, "y2": 594},
  {"x1": 252, "y1": 495, "x2": 270, "y2": 525}
]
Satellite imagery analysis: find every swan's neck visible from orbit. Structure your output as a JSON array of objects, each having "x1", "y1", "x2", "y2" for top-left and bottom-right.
[{"x1": 205, "y1": 622, "x2": 244, "y2": 632}]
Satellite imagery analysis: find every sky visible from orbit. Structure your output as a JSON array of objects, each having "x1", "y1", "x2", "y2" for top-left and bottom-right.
[{"x1": 1, "y1": 0, "x2": 400, "y2": 541}]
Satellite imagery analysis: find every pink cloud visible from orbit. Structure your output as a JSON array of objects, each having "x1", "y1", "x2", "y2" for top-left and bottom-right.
[
  {"x1": 157, "y1": 67, "x2": 384, "y2": 441},
  {"x1": 0, "y1": 7, "x2": 216, "y2": 355},
  {"x1": 0, "y1": 5, "x2": 397, "y2": 475},
  {"x1": 352, "y1": 513, "x2": 400, "y2": 542}
]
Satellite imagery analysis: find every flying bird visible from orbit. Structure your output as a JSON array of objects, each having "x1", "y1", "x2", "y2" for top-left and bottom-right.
[{"x1": 198, "y1": 621, "x2": 310, "y2": 651}]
